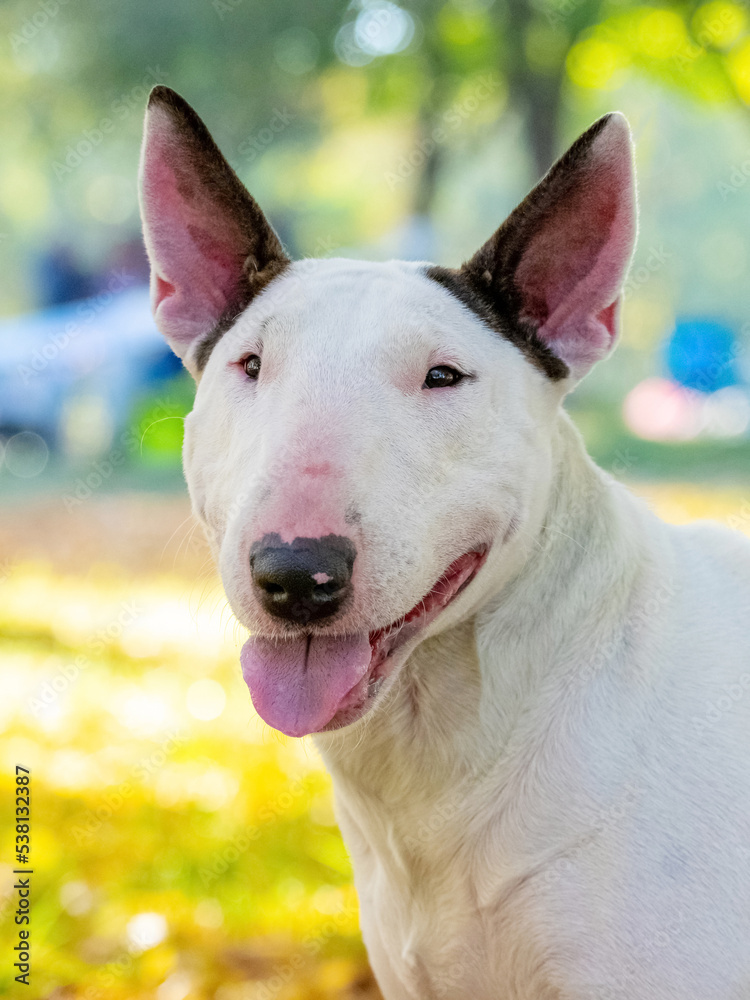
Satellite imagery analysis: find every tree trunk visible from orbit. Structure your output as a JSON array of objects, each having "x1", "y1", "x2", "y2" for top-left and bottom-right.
[{"x1": 504, "y1": 0, "x2": 567, "y2": 177}]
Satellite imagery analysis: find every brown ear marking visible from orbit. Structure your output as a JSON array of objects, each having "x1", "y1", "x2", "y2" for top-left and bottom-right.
[
  {"x1": 145, "y1": 87, "x2": 290, "y2": 371},
  {"x1": 426, "y1": 114, "x2": 625, "y2": 381},
  {"x1": 425, "y1": 264, "x2": 570, "y2": 380},
  {"x1": 193, "y1": 257, "x2": 290, "y2": 371}
]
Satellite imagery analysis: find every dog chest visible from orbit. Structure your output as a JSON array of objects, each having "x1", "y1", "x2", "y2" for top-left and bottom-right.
[{"x1": 336, "y1": 785, "x2": 574, "y2": 999}]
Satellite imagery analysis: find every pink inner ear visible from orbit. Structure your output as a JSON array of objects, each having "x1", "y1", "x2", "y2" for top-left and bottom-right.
[
  {"x1": 513, "y1": 124, "x2": 635, "y2": 372},
  {"x1": 141, "y1": 114, "x2": 248, "y2": 347},
  {"x1": 597, "y1": 299, "x2": 618, "y2": 340},
  {"x1": 154, "y1": 274, "x2": 175, "y2": 310},
  {"x1": 516, "y1": 167, "x2": 619, "y2": 325}
]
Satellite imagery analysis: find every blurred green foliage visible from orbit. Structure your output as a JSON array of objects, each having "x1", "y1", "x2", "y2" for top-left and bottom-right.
[
  {"x1": 132, "y1": 374, "x2": 194, "y2": 466},
  {"x1": 1, "y1": 0, "x2": 749, "y2": 314}
]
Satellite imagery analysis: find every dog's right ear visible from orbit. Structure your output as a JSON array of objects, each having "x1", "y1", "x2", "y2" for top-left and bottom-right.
[{"x1": 138, "y1": 87, "x2": 290, "y2": 377}]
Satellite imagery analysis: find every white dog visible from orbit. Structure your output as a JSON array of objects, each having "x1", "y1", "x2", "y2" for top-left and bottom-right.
[{"x1": 139, "y1": 87, "x2": 750, "y2": 999}]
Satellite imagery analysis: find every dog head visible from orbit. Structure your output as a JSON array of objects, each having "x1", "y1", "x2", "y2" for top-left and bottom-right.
[{"x1": 139, "y1": 87, "x2": 636, "y2": 738}]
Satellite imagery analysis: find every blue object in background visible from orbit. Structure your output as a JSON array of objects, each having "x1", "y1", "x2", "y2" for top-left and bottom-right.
[
  {"x1": 35, "y1": 246, "x2": 95, "y2": 308},
  {"x1": 665, "y1": 318, "x2": 740, "y2": 393},
  {"x1": 0, "y1": 285, "x2": 180, "y2": 451}
]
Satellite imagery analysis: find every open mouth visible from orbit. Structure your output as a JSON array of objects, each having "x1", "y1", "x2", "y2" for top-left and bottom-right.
[
  {"x1": 240, "y1": 547, "x2": 488, "y2": 737},
  {"x1": 324, "y1": 547, "x2": 489, "y2": 731}
]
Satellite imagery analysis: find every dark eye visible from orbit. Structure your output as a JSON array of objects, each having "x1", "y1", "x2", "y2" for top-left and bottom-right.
[
  {"x1": 424, "y1": 365, "x2": 465, "y2": 389},
  {"x1": 243, "y1": 354, "x2": 261, "y2": 379}
]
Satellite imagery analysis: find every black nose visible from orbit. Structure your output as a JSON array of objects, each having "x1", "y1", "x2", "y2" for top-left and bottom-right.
[{"x1": 250, "y1": 533, "x2": 356, "y2": 624}]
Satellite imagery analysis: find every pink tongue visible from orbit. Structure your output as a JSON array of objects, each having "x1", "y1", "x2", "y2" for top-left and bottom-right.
[{"x1": 240, "y1": 633, "x2": 372, "y2": 737}]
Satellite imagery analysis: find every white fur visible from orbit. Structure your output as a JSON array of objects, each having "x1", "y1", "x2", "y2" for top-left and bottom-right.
[{"x1": 181, "y1": 257, "x2": 750, "y2": 999}]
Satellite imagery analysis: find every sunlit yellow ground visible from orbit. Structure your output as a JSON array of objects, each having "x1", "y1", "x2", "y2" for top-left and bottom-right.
[{"x1": 1, "y1": 484, "x2": 748, "y2": 999}]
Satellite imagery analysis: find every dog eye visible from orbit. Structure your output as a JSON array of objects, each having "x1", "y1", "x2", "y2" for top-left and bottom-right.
[
  {"x1": 243, "y1": 355, "x2": 261, "y2": 379},
  {"x1": 424, "y1": 365, "x2": 464, "y2": 389}
]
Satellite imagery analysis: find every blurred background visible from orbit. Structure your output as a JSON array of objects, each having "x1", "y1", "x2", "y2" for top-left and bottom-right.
[{"x1": 0, "y1": 0, "x2": 749, "y2": 996}]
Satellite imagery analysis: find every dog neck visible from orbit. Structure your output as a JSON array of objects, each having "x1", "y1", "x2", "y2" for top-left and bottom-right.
[{"x1": 315, "y1": 411, "x2": 654, "y2": 810}]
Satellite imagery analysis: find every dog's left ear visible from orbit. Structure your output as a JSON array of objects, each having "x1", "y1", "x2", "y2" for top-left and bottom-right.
[
  {"x1": 463, "y1": 113, "x2": 636, "y2": 383},
  {"x1": 138, "y1": 87, "x2": 290, "y2": 377}
]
